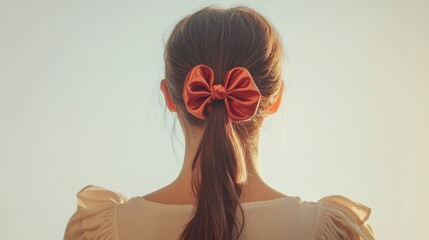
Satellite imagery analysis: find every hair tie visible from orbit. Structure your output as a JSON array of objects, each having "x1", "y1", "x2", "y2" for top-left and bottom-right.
[{"x1": 183, "y1": 64, "x2": 261, "y2": 122}]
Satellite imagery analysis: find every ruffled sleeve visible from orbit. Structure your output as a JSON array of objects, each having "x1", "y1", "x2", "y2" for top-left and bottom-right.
[
  {"x1": 312, "y1": 195, "x2": 376, "y2": 240},
  {"x1": 64, "y1": 185, "x2": 128, "y2": 240}
]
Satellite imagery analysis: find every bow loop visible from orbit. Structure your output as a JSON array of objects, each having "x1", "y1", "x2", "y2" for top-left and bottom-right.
[{"x1": 183, "y1": 65, "x2": 261, "y2": 122}]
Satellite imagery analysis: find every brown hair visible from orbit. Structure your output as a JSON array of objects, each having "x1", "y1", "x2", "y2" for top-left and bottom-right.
[{"x1": 164, "y1": 5, "x2": 284, "y2": 240}]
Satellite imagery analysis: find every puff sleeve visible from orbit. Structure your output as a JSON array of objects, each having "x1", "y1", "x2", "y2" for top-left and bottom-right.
[
  {"x1": 64, "y1": 185, "x2": 128, "y2": 240},
  {"x1": 311, "y1": 195, "x2": 376, "y2": 240}
]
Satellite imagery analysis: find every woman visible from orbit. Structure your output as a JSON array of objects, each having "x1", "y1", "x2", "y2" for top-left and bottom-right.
[{"x1": 64, "y1": 6, "x2": 375, "y2": 240}]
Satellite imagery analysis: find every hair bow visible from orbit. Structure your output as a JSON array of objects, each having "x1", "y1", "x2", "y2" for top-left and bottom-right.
[{"x1": 183, "y1": 64, "x2": 261, "y2": 122}]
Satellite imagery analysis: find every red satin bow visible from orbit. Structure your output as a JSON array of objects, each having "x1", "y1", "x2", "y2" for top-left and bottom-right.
[{"x1": 183, "y1": 64, "x2": 261, "y2": 122}]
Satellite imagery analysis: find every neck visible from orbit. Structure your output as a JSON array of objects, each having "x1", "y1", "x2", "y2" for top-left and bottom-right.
[{"x1": 171, "y1": 129, "x2": 267, "y2": 201}]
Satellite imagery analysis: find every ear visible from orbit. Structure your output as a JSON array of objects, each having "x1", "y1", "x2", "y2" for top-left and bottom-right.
[
  {"x1": 267, "y1": 81, "x2": 284, "y2": 114},
  {"x1": 160, "y1": 79, "x2": 177, "y2": 112}
]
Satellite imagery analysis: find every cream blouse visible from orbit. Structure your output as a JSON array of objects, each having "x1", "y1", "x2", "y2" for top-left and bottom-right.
[{"x1": 64, "y1": 185, "x2": 376, "y2": 240}]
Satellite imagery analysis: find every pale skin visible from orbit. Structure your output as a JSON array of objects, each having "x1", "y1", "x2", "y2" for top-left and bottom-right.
[{"x1": 142, "y1": 83, "x2": 287, "y2": 205}]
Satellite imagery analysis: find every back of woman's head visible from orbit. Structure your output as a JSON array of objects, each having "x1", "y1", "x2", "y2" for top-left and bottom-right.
[{"x1": 163, "y1": 5, "x2": 284, "y2": 240}]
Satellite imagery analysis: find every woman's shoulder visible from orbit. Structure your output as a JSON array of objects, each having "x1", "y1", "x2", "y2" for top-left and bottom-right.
[
  {"x1": 305, "y1": 194, "x2": 376, "y2": 240},
  {"x1": 275, "y1": 194, "x2": 375, "y2": 239},
  {"x1": 63, "y1": 185, "x2": 129, "y2": 240}
]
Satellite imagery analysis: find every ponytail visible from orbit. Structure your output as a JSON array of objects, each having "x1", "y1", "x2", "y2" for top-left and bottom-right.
[{"x1": 179, "y1": 101, "x2": 246, "y2": 240}]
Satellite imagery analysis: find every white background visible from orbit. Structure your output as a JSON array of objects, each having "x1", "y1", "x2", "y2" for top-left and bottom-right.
[{"x1": 1, "y1": 0, "x2": 428, "y2": 239}]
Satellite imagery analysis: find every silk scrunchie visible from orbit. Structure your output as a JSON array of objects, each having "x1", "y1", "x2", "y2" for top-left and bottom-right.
[{"x1": 183, "y1": 64, "x2": 261, "y2": 122}]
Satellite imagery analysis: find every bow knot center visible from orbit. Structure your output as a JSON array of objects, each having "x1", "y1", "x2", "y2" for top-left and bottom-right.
[{"x1": 211, "y1": 84, "x2": 227, "y2": 100}]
